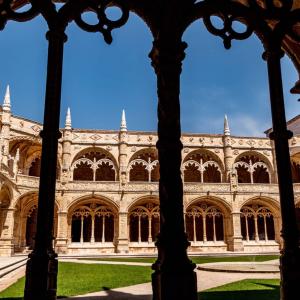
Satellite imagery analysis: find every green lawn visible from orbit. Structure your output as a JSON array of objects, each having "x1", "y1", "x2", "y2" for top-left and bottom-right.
[
  {"x1": 78, "y1": 255, "x2": 279, "y2": 264},
  {"x1": 0, "y1": 262, "x2": 152, "y2": 299},
  {"x1": 0, "y1": 257, "x2": 280, "y2": 299},
  {"x1": 199, "y1": 279, "x2": 280, "y2": 300}
]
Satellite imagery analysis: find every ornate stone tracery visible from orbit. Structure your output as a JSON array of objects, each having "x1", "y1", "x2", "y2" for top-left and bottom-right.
[
  {"x1": 240, "y1": 204, "x2": 275, "y2": 242},
  {"x1": 185, "y1": 202, "x2": 224, "y2": 243}
]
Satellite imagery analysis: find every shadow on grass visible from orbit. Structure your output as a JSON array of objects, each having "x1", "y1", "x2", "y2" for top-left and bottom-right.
[
  {"x1": 199, "y1": 285, "x2": 279, "y2": 300},
  {"x1": 57, "y1": 286, "x2": 152, "y2": 299}
]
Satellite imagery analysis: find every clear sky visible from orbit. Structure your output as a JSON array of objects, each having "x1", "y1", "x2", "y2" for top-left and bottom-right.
[{"x1": 0, "y1": 11, "x2": 298, "y2": 137}]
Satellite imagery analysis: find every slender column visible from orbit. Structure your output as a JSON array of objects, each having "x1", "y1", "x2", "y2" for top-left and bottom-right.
[
  {"x1": 91, "y1": 214, "x2": 95, "y2": 243},
  {"x1": 80, "y1": 216, "x2": 84, "y2": 244},
  {"x1": 254, "y1": 216, "x2": 259, "y2": 242},
  {"x1": 148, "y1": 217, "x2": 152, "y2": 243},
  {"x1": 24, "y1": 29, "x2": 67, "y2": 300},
  {"x1": 245, "y1": 216, "x2": 249, "y2": 242},
  {"x1": 150, "y1": 38, "x2": 197, "y2": 300},
  {"x1": 193, "y1": 215, "x2": 196, "y2": 243},
  {"x1": 250, "y1": 172, "x2": 253, "y2": 184},
  {"x1": 102, "y1": 215, "x2": 105, "y2": 243},
  {"x1": 213, "y1": 216, "x2": 216, "y2": 243},
  {"x1": 202, "y1": 215, "x2": 207, "y2": 242},
  {"x1": 250, "y1": 160, "x2": 254, "y2": 184},
  {"x1": 263, "y1": 47, "x2": 300, "y2": 300},
  {"x1": 138, "y1": 215, "x2": 141, "y2": 243},
  {"x1": 200, "y1": 171, "x2": 204, "y2": 183},
  {"x1": 263, "y1": 216, "x2": 268, "y2": 242}
]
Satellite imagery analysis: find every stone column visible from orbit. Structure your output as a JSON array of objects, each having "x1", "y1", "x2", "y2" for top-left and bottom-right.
[
  {"x1": 227, "y1": 211, "x2": 244, "y2": 252},
  {"x1": 273, "y1": 216, "x2": 282, "y2": 248},
  {"x1": 116, "y1": 212, "x2": 129, "y2": 253},
  {"x1": 24, "y1": 28, "x2": 67, "y2": 300},
  {"x1": 263, "y1": 47, "x2": 300, "y2": 300},
  {"x1": 0, "y1": 208, "x2": 15, "y2": 256},
  {"x1": 55, "y1": 211, "x2": 68, "y2": 254},
  {"x1": 150, "y1": 38, "x2": 197, "y2": 300}
]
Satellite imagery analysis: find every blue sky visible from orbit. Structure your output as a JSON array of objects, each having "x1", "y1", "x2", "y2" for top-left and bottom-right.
[{"x1": 0, "y1": 11, "x2": 298, "y2": 137}]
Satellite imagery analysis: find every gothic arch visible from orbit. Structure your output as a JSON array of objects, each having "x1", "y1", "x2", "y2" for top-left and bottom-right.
[
  {"x1": 128, "y1": 148, "x2": 159, "y2": 182},
  {"x1": 67, "y1": 194, "x2": 119, "y2": 214},
  {"x1": 128, "y1": 196, "x2": 159, "y2": 243},
  {"x1": 182, "y1": 149, "x2": 224, "y2": 183},
  {"x1": 185, "y1": 197, "x2": 228, "y2": 243},
  {"x1": 67, "y1": 196, "x2": 118, "y2": 244},
  {"x1": 185, "y1": 195, "x2": 232, "y2": 216},
  {"x1": 71, "y1": 147, "x2": 118, "y2": 181},
  {"x1": 240, "y1": 197, "x2": 280, "y2": 243},
  {"x1": 13, "y1": 192, "x2": 58, "y2": 251},
  {"x1": 239, "y1": 196, "x2": 280, "y2": 216},
  {"x1": 234, "y1": 151, "x2": 273, "y2": 184}
]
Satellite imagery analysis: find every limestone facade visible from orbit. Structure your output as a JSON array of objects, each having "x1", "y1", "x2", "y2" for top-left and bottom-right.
[{"x1": 1, "y1": 86, "x2": 300, "y2": 256}]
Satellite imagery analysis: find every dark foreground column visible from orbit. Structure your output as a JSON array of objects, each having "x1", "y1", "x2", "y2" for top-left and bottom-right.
[
  {"x1": 24, "y1": 29, "x2": 67, "y2": 300},
  {"x1": 150, "y1": 39, "x2": 197, "y2": 300},
  {"x1": 263, "y1": 48, "x2": 300, "y2": 300}
]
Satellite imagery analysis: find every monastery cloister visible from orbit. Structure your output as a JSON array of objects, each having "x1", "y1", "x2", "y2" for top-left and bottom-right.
[{"x1": 1, "y1": 87, "x2": 300, "y2": 256}]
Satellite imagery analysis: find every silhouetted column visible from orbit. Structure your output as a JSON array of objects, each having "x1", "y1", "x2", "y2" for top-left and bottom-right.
[
  {"x1": 263, "y1": 47, "x2": 300, "y2": 300},
  {"x1": 150, "y1": 38, "x2": 197, "y2": 300},
  {"x1": 24, "y1": 29, "x2": 67, "y2": 300}
]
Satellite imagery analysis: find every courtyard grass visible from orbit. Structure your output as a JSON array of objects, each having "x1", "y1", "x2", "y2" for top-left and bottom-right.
[
  {"x1": 78, "y1": 254, "x2": 279, "y2": 264},
  {"x1": 0, "y1": 262, "x2": 152, "y2": 299},
  {"x1": 199, "y1": 279, "x2": 280, "y2": 300}
]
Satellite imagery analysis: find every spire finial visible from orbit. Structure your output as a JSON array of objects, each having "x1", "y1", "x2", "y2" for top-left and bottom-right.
[
  {"x1": 3, "y1": 85, "x2": 11, "y2": 112},
  {"x1": 224, "y1": 114, "x2": 230, "y2": 136},
  {"x1": 120, "y1": 109, "x2": 127, "y2": 132},
  {"x1": 65, "y1": 107, "x2": 72, "y2": 129}
]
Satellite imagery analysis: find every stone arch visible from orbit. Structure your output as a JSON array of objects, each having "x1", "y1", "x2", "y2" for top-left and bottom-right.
[
  {"x1": 185, "y1": 196, "x2": 228, "y2": 243},
  {"x1": 13, "y1": 192, "x2": 58, "y2": 252},
  {"x1": 67, "y1": 195, "x2": 118, "y2": 244},
  {"x1": 128, "y1": 196, "x2": 159, "y2": 243},
  {"x1": 182, "y1": 149, "x2": 224, "y2": 183},
  {"x1": 240, "y1": 197, "x2": 280, "y2": 243},
  {"x1": 71, "y1": 147, "x2": 118, "y2": 181},
  {"x1": 128, "y1": 148, "x2": 159, "y2": 182},
  {"x1": 234, "y1": 151, "x2": 273, "y2": 184},
  {"x1": 0, "y1": 184, "x2": 13, "y2": 243},
  {"x1": 290, "y1": 151, "x2": 300, "y2": 183}
]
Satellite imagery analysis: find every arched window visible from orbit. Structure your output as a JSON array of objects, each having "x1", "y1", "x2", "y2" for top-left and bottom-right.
[
  {"x1": 234, "y1": 155, "x2": 270, "y2": 184},
  {"x1": 129, "y1": 151, "x2": 159, "y2": 182},
  {"x1": 291, "y1": 161, "x2": 300, "y2": 183},
  {"x1": 129, "y1": 203, "x2": 160, "y2": 243},
  {"x1": 185, "y1": 202, "x2": 224, "y2": 242},
  {"x1": 240, "y1": 204, "x2": 275, "y2": 242},
  {"x1": 183, "y1": 157, "x2": 222, "y2": 183},
  {"x1": 72, "y1": 151, "x2": 116, "y2": 181},
  {"x1": 71, "y1": 203, "x2": 115, "y2": 243}
]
